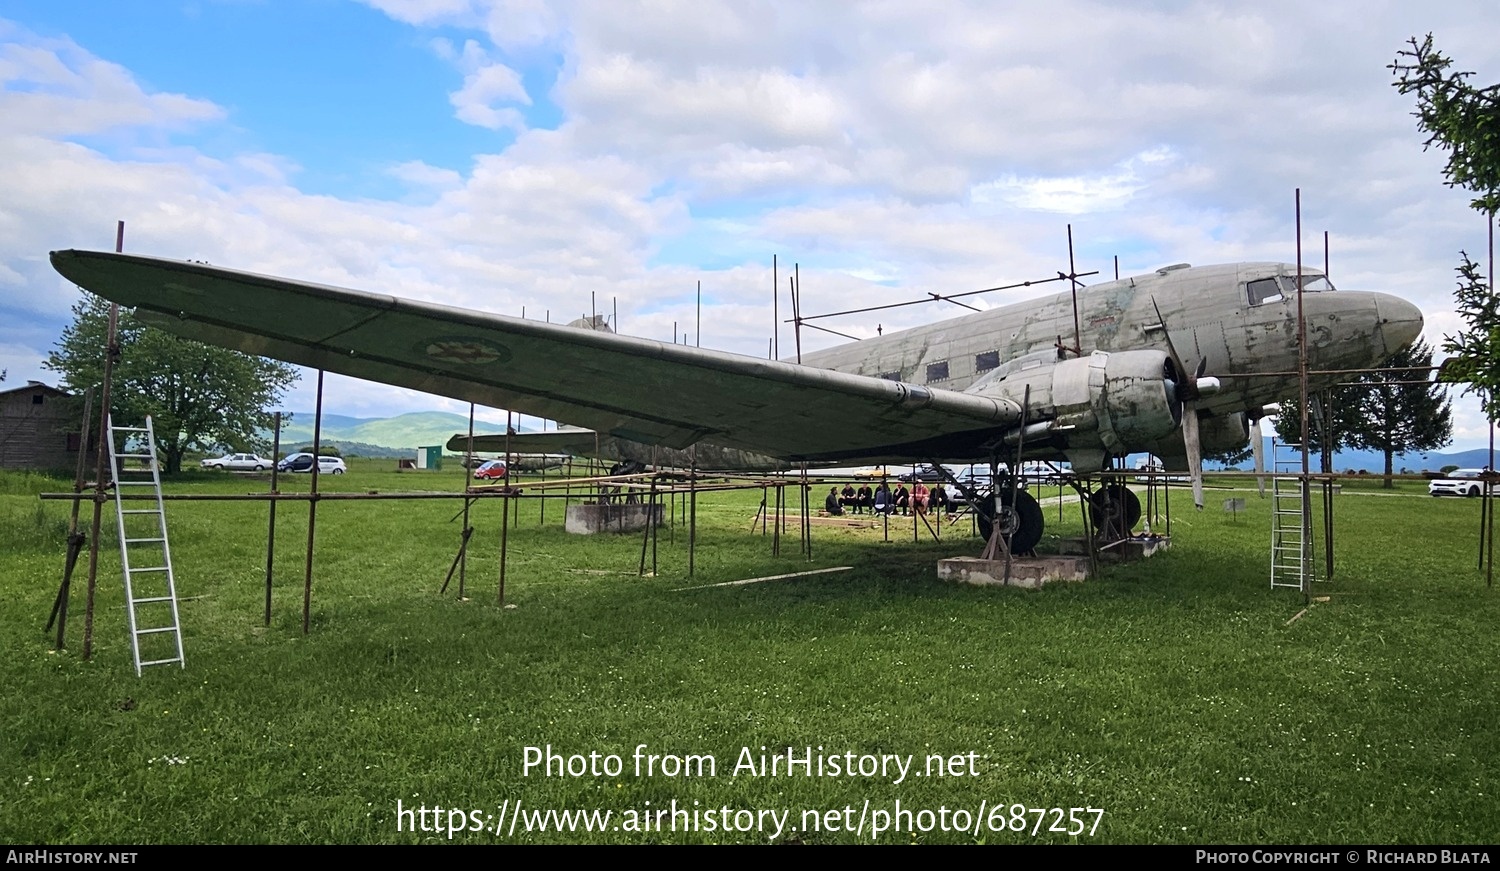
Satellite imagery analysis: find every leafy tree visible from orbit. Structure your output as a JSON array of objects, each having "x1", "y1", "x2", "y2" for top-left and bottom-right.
[
  {"x1": 44, "y1": 295, "x2": 298, "y2": 473},
  {"x1": 1347, "y1": 339, "x2": 1453, "y2": 488},
  {"x1": 1206, "y1": 440, "x2": 1253, "y2": 469}
]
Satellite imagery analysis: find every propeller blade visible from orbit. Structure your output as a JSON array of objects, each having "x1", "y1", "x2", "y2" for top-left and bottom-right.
[
  {"x1": 1152, "y1": 296, "x2": 1202, "y2": 403},
  {"x1": 1251, "y1": 417, "x2": 1266, "y2": 497},
  {"x1": 1183, "y1": 405, "x2": 1204, "y2": 509}
]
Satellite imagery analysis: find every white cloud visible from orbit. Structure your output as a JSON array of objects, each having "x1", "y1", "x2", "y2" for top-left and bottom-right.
[
  {"x1": 971, "y1": 148, "x2": 1184, "y2": 215},
  {"x1": 444, "y1": 39, "x2": 532, "y2": 131},
  {"x1": 9, "y1": 3, "x2": 1500, "y2": 448},
  {"x1": 388, "y1": 160, "x2": 465, "y2": 190}
]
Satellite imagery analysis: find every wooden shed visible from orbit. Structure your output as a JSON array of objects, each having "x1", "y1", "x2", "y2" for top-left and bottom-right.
[{"x1": 0, "y1": 381, "x2": 81, "y2": 471}]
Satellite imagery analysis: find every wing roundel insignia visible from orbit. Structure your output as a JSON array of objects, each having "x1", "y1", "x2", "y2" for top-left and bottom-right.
[{"x1": 420, "y1": 337, "x2": 512, "y2": 366}]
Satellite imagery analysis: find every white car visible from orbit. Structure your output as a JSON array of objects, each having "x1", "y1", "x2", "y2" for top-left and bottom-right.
[
  {"x1": 1429, "y1": 469, "x2": 1496, "y2": 497},
  {"x1": 200, "y1": 452, "x2": 272, "y2": 471},
  {"x1": 307, "y1": 455, "x2": 348, "y2": 475}
]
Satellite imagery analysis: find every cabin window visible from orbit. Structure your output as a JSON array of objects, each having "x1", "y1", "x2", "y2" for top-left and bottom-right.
[
  {"x1": 1246, "y1": 278, "x2": 1283, "y2": 306},
  {"x1": 975, "y1": 350, "x2": 1000, "y2": 373},
  {"x1": 67, "y1": 432, "x2": 81, "y2": 452},
  {"x1": 32, "y1": 394, "x2": 43, "y2": 405},
  {"x1": 926, "y1": 361, "x2": 950, "y2": 382},
  {"x1": 877, "y1": 370, "x2": 901, "y2": 381}
]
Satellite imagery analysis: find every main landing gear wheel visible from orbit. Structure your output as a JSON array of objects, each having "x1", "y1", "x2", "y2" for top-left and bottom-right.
[
  {"x1": 975, "y1": 488, "x2": 1044, "y2": 555},
  {"x1": 1088, "y1": 485, "x2": 1141, "y2": 536}
]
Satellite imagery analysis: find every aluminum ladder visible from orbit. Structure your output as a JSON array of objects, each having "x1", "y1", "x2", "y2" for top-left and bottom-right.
[
  {"x1": 1269, "y1": 440, "x2": 1312, "y2": 592},
  {"x1": 107, "y1": 415, "x2": 185, "y2": 675}
]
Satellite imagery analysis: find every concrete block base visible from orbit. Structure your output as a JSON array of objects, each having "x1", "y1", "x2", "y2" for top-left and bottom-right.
[{"x1": 564, "y1": 503, "x2": 663, "y2": 534}]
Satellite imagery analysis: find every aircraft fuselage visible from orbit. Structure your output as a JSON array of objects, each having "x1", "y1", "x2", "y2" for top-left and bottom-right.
[{"x1": 799, "y1": 261, "x2": 1420, "y2": 425}]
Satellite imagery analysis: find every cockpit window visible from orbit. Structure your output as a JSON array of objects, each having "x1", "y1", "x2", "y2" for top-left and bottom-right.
[
  {"x1": 1247, "y1": 278, "x2": 1283, "y2": 306},
  {"x1": 1279, "y1": 273, "x2": 1336, "y2": 294}
]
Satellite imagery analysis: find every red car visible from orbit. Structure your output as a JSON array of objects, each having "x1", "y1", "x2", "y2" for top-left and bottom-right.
[{"x1": 472, "y1": 459, "x2": 508, "y2": 480}]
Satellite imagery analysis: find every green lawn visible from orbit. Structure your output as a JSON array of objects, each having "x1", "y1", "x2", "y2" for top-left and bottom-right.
[{"x1": 1, "y1": 462, "x2": 1496, "y2": 843}]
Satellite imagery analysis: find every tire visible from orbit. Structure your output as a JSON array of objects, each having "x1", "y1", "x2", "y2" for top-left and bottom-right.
[
  {"x1": 1469, "y1": 485, "x2": 1481, "y2": 497},
  {"x1": 1088, "y1": 485, "x2": 1142, "y2": 534},
  {"x1": 332, "y1": 469, "x2": 344, "y2": 475},
  {"x1": 212, "y1": 463, "x2": 224, "y2": 470},
  {"x1": 253, "y1": 464, "x2": 264, "y2": 471},
  {"x1": 974, "y1": 488, "x2": 1044, "y2": 554}
]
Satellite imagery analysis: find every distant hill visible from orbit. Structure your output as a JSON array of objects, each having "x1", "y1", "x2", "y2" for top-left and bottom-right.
[
  {"x1": 263, "y1": 411, "x2": 504, "y2": 457},
  {"x1": 1208, "y1": 439, "x2": 1497, "y2": 473}
]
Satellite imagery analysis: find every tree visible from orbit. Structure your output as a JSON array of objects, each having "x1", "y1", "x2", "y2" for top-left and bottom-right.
[
  {"x1": 1391, "y1": 35, "x2": 1500, "y2": 214},
  {"x1": 44, "y1": 295, "x2": 298, "y2": 473},
  {"x1": 1392, "y1": 36, "x2": 1500, "y2": 410},
  {"x1": 1347, "y1": 339, "x2": 1453, "y2": 488},
  {"x1": 1206, "y1": 440, "x2": 1253, "y2": 469},
  {"x1": 1272, "y1": 386, "x2": 1364, "y2": 473},
  {"x1": 1439, "y1": 252, "x2": 1500, "y2": 419},
  {"x1": 1274, "y1": 343, "x2": 1454, "y2": 485}
]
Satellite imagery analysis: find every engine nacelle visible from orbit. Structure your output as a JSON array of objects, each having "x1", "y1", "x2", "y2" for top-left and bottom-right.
[{"x1": 967, "y1": 349, "x2": 1182, "y2": 468}]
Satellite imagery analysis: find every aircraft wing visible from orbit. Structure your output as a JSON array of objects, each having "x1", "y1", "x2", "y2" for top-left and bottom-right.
[{"x1": 51, "y1": 251, "x2": 1022, "y2": 463}]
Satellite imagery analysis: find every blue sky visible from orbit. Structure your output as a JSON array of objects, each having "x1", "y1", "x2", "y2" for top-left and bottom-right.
[
  {"x1": 4, "y1": 1, "x2": 1500, "y2": 446},
  {"x1": 8, "y1": 2, "x2": 552, "y2": 197}
]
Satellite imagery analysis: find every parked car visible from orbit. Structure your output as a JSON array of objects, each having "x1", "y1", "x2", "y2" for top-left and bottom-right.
[
  {"x1": 1429, "y1": 468, "x2": 1497, "y2": 497},
  {"x1": 473, "y1": 459, "x2": 508, "y2": 480},
  {"x1": 200, "y1": 452, "x2": 272, "y2": 471},
  {"x1": 1019, "y1": 461, "x2": 1069, "y2": 485},
  {"x1": 952, "y1": 469, "x2": 989, "y2": 491},
  {"x1": 278, "y1": 453, "x2": 346, "y2": 474},
  {"x1": 898, "y1": 464, "x2": 946, "y2": 483},
  {"x1": 314, "y1": 456, "x2": 348, "y2": 475}
]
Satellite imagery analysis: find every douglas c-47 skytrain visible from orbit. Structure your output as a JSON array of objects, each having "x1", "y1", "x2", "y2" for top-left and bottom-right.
[{"x1": 50, "y1": 252, "x2": 1423, "y2": 553}]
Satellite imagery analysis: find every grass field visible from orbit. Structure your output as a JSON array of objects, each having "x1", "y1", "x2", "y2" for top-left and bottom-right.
[{"x1": 1, "y1": 461, "x2": 1496, "y2": 844}]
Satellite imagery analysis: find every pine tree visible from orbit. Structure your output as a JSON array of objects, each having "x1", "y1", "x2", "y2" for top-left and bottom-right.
[
  {"x1": 1392, "y1": 36, "x2": 1500, "y2": 415},
  {"x1": 1271, "y1": 387, "x2": 1363, "y2": 473},
  {"x1": 1347, "y1": 339, "x2": 1453, "y2": 488}
]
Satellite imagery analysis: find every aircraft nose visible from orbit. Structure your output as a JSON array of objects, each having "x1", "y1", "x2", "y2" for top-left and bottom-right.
[{"x1": 1375, "y1": 294, "x2": 1424, "y2": 356}]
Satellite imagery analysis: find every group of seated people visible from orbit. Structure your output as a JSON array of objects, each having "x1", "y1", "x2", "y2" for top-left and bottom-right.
[{"x1": 824, "y1": 480, "x2": 953, "y2": 517}]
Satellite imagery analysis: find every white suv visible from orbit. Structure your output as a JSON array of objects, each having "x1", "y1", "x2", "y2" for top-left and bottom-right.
[{"x1": 1429, "y1": 469, "x2": 1494, "y2": 497}]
